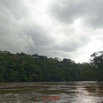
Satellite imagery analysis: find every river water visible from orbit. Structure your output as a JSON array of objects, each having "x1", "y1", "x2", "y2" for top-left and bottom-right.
[{"x1": 0, "y1": 81, "x2": 103, "y2": 103}]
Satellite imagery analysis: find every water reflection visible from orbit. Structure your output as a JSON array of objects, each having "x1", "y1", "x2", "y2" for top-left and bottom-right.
[
  {"x1": 0, "y1": 81, "x2": 103, "y2": 103},
  {"x1": 71, "y1": 85, "x2": 100, "y2": 103},
  {"x1": 62, "y1": 81, "x2": 103, "y2": 103}
]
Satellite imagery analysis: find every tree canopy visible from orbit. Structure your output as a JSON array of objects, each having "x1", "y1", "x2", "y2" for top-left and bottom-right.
[{"x1": 0, "y1": 50, "x2": 102, "y2": 82}]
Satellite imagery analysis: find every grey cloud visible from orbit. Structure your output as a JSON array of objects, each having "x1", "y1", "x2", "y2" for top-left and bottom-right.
[
  {"x1": 55, "y1": 35, "x2": 89, "y2": 52},
  {"x1": 0, "y1": 0, "x2": 55, "y2": 54},
  {"x1": 50, "y1": 0, "x2": 103, "y2": 28},
  {"x1": 33, "y1": 32, "x2": 90, "y2": 59},
  {"x1": 24, "y1": 26, "x2": 54, "y2": 47},
  {"x1": 24, "y1": 25, "x2": 56, "y2": 54},
  {"x1": 0, "y1": 0, "x2": 33, "y2": 52},
  {"x1": 0, "y1": 0, "x2": 27, "y2": 20},
  {"x1": 0, "y1": 0, "x2": 101, "y2": 62}
]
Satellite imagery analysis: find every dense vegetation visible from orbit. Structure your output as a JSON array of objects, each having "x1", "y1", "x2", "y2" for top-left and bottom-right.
[{"x1": 0, "y1": 50, "x2": 103, "y2": 82}]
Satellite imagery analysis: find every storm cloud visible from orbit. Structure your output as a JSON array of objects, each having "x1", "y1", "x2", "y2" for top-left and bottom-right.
[
  {"x1": 0, "y1": 0, "x2": 103, "y2": 62},
  {"x1": 51, "y1": 0, "x2": 103, "y2": 28},
  {"x1": 0, "y1": 0, "x2": 54, "y2": 53}
]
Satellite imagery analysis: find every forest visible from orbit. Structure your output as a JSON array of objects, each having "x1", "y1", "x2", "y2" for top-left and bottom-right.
[{"x1": 0, "y1": 50, "x2": 103, "y2": 82}]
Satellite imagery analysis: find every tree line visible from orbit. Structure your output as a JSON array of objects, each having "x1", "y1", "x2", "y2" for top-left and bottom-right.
[{"x1": 0, "y1": 50, "x2": 103, "y2": 82}]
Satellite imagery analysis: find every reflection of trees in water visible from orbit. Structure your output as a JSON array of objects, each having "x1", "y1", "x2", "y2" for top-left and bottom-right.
[
  {"x1": 68, "y1": 82, "x2": 103, "y2": 103},
  {"x1": 84, "y1": 82, "x2": 103, "y2": 96},
  {"x1": 0, "y1": 82, "x2": 103, "y2": 103}
]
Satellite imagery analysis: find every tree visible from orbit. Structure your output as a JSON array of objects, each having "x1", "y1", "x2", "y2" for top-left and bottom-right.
[
  {"x1": 91, "y1": 51, "x2": 103, "y2": 80},
  {"x1": 91, "y1": 51, "x2": 103, "y2": 68}
]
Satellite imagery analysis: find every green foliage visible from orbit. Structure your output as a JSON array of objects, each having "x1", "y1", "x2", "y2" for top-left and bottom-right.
[
  {"x1": 0, "y1": 50, "x2": 102, "y2": 81},
  {"x1": 91, "y1": 51, "x2": 103, "y2": 80}
]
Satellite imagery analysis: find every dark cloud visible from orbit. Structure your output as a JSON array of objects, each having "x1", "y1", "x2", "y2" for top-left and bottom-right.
[
  {"x1": 0, "y1": 0, "x2": 103, "y2": 62},
  {"x1": 24, "y1": 26, "x2": 54, "y2": 47},
  {"x1": 0, "y1": 0, "x2": 54, "y2": 54},
  {"x1": 0, "y1": 0, "x2": 32, "y2": 52},
  {"x1": 24, "y1": 25, "x2": 56, "y2": 55},
  {"x1": 51, "y1": 0, "x2": 103, "y2": 28}
]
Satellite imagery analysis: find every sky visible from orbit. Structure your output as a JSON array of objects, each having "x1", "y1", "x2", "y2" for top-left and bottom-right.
[{"x1": 0, "y1": 0, "x2": 103, "y2": 63}]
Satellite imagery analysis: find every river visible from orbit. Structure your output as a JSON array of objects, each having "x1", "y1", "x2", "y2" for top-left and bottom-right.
[{"x1": 0, "y1": 81, "x2": 103, "y2": 103}]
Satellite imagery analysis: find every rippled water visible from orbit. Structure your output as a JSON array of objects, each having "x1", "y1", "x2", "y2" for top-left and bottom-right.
[{"x1": 0, "y1": 81, "x2": 103, "y2": 103}]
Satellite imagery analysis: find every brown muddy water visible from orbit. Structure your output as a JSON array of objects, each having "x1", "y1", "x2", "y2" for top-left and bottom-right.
[{"x1": 0, "y1": 81, "x2": 103, "y2": 103}]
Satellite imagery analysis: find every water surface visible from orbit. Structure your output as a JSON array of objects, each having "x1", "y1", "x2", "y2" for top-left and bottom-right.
[{"x1": 0, "y1": 81, "x2": 103, "y2": 103}]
